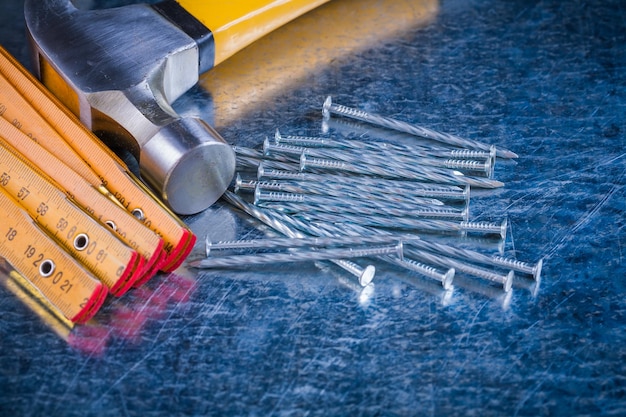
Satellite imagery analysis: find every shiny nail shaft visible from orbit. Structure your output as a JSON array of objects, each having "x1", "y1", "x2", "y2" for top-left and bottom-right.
[
  {"x1": 322, "y1": 96, "x2": 518, "y2": 159},
  {"x1": 190, "y1": 243, "x2": 403, "y2": 269},
  {"x1": 221, "y1": 191, "x2": 376, "y2": 286}
]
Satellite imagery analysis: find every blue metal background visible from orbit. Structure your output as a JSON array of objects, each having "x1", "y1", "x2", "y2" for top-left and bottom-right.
[{"x1": 1, "y1": 0, "x2": 625, "y2": 415}]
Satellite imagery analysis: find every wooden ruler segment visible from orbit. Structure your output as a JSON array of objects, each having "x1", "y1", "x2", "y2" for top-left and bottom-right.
[
  {"x1": 0, "y1": 117, "x2": 166, "y2": 282},
  {"x1": 0, "y1": 140, "x2": 143, "y2": 296},
  {"x1": 0, "y1": 74, "x2": 103, "y2": 186},
  {"x1": 0, "y1": 46, "x2": 195, "y2": 272},
  {"x1": 0, "y1": 189, "x2": 107, "y2": 323}
]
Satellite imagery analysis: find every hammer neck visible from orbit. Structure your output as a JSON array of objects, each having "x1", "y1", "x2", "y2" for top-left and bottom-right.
[{"x1": 151, "y1": 0, "x2": 216, "y2": 74}]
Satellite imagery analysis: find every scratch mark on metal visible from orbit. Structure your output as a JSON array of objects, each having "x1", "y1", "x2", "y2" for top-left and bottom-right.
[
  {"x1": 92, "y1": 280, "x2": 236, "y2": 405},
  {"x1": 513, "y1": 364, "x2": 554, "y2": 417},
  {"x1": 545, "y1": 169, "x2": 624, "y2": 260}
]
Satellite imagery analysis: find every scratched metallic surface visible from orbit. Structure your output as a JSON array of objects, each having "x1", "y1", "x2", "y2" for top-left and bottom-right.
[{"x1": 1, "y1": 0, "x2": 625, "y2": 416}]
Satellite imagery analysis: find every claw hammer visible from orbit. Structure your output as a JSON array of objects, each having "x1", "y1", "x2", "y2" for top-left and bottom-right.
[{"x1": 24, "y1": 0, "x2": 330, "y2": 215}]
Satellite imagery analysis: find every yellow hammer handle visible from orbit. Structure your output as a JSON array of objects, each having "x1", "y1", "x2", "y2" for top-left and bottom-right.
[{"x1": 176, "y1": 0, "x2": 331, "y2": 65}]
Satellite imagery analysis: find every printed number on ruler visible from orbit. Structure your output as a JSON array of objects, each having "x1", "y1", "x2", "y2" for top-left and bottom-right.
[
  {"x1": 0, "y1": 188, "x2": 107, "y2": 323},
  {"x1": 0, "y1": 141, "x2": 143, "y2": 296},
  {"x1": 0, "y1": 118, "x2": 166, "y2": 284},
  {"x1": 0, "y1": 46, "x2": 195, "y2": 271}
]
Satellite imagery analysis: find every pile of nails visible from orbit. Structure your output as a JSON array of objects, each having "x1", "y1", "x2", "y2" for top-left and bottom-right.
[{"x1": 189, "y1": 96, "x2": 543, "y2": 295}]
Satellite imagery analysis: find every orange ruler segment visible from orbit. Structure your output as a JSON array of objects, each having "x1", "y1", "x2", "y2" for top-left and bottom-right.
[
  {"x1": 0, "y1": 46, "x2": 195, "y2": 271},
  {"x1": 0, "y1": 117, "x2": 166, "y2": 282},
  {"x1": 0, "y1": 188, "x2": 107, "y2": 323},
  {"x1": 0, "y1": 139, "x2": 142, "y2": 296},
  {"x1": 0, "y1": 74, "x2": 103, "y2": 186}
]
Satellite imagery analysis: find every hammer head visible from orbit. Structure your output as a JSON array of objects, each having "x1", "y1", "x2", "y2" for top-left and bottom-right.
[{"x1": 24, "y1": 0, "x2": 235, "y2": 215}]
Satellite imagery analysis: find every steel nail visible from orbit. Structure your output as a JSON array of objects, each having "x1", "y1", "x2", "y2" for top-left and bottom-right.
[
  {"x1": 322, "y1": 96, "x2": 518, "y2": 159},
  {"x1": 221, "y1": 191, "x2": 377, "y2": 286}
]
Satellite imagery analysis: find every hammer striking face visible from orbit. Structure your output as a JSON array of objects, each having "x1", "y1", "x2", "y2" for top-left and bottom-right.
[{"x1": 24, "y1": 0, "x2": 330, "y2": 215}]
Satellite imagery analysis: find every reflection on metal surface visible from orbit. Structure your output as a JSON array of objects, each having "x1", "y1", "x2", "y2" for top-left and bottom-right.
[
  {"x1": 0, "y1": 262, "x2": 73, "y2": 337},
  {"x1": 0, "y1": 259, "x2": 197, "y2": 355},
  {"x1": 452, "y1": 274, "x2": 513, "y2": 311},
  {"x1": 101, "y1": 272, "x2": 197, "y2": 345},
  {"x1": 0, "y1": 261, "x2": 109, "y2": 356},
  {"x1": 393, "y1": 271, "x2": 456, "y2": 307},
  {"x1": 317, "y1": 261, "x2": 375, "y2": 308},
  {"x1": 200, "y1": 0, "x2": 439, "y2": 128},
  {"x1": 512, "y1": 269, "x2": 542, "y2": 299}
]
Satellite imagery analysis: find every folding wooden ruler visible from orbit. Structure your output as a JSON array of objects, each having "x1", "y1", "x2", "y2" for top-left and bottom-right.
[{"x1": 0, "y1": 46, "x2": 196, "y2": 323}]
